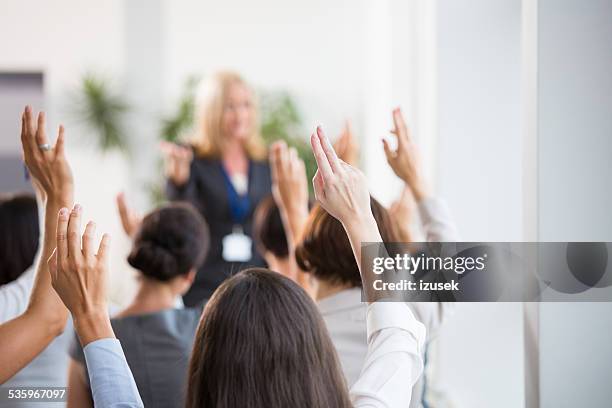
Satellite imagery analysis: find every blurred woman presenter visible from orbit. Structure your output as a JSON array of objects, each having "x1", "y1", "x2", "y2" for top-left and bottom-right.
[{"x1": 164, "y1": 71, "x2": 271, "y2": 306}]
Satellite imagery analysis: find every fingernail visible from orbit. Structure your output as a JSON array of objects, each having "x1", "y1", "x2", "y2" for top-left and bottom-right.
[
  {"x1": 59, "y1": 208, "x2": 69, "y2": 218},
  {"x1": 25, "y1": 105, "x2": 31, "y2": 112},
  {"x1": 73, "y1": 204, "x2": 82, "y2": 213}
]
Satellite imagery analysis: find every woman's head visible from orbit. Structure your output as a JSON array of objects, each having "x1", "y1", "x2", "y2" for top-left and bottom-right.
[
  {"x1": 295, "y1": 196, "x2": 398, "y2": 288},
  {"x1": 0, "y1": 193, "x2": 39, "y2": 285},
  {"x1": 192, "y1": 71, "x2": 266, "y2": 160},
  {"x1": 187, "y1": 268, "x2": 351, "y2": 408},
  {"x1": 128, "y1": 203, "x2": 209, "y2": 292}
]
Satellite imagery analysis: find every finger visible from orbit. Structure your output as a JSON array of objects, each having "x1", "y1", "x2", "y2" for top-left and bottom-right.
[
  {"x1": 97, "y1": 233, "x2": 111, "y2": 264},
  {"x1": 382, "y1": 139, "x2": 395, "y2": 162},
  {"x1": 312, "y1": 170, "x2": 325, "y2": 202},
  {"x1": 35, "y1": 111, "x2": 50, "y2": 149},
  {"x1": 116, "y1": 192, "x2": 129, "y2": 223},
  {"x1": 25, "y1": 106, "x2": 36, "y2": 144},
  {"x1": 310, "y1": 132, "x2": 333, "y2": 182},
  {"x1": 57, "y1": 207, "x2": 70, "y2": 266},
  {"x1": 270, "y1": 141, "x2": 285, "y2": 184},
  {"x1": 82, "y1": 221, "x2": 97, "y2": 259},
  {"x1": 20, "y1": 111, "x2": 28, "y2": 152},
  {"x1": 54, "y1": 125, "x2": 66, "y2": 159},
  {"x1": 297, "y1": 158, "x2": 306, "y2": 179},
  {"x1": 316, "y1": 126, "x2": 341, "y2": 173},
  {"x1": 279, "y1": 142, "x2": 289, "y2": 172},
  {"x1": 392, "y1": 108, "x2": 410, "y2": 146},
  {"x1": 68, "y1": 204, "x2": 83, "y2": 262},
  {"x1": 269, "y1": 144, "x2": 279, "y2": 183}
]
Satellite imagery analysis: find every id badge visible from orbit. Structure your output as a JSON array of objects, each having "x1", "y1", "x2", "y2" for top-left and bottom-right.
[{"x1": 222, "y1": 226, "x2": 252, "y2": 262}]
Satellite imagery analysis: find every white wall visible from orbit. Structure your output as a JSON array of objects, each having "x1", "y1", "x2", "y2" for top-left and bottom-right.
[
  {"x1": 537, "y1": 0, "x2": 612, "y2": 406},
  {"x1": 434, "y1": 1, "x2": 525, "y2": 407},
  {"x1": 162, "y1": 0, "x2": 365, "y2": 142},
  {"x1": 0, "y1": 0, "x2": 136, "y2": 305}
]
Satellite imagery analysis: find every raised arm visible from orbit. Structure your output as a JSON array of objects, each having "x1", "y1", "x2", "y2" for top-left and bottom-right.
[
  {"x1": 383, "y1": 108, "x2": 458, "y2": 242},
  {"x1": 50, "y1": 205, "x2": 143, "y2": 407},
  {"x1": 269, "y1": 141, "x2": 312, "y2": 290},
  {"x1": 0, "y1": 106, "x2": 73, "y2": 383},
  {"x1": 310, "y1": 126, "x2": 425, "y2": 407}
]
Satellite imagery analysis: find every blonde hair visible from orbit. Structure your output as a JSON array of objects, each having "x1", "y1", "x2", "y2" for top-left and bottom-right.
[{"x1": 191, "y1": 71, "x2": 266, "y2": 160}]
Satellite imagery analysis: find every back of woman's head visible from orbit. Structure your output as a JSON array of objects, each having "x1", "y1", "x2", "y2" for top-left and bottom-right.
[
  {"x1": 0, "y1": 194, "x2": 39, "y2": 285},
  {"x1": 252, "y1": 195, "x2": 288, "y2": 259},
  {"x1": 295, "y1": 196, "x2": 398, "y2": 287},
  {"x1": 186, "y1": 268, "x2": 351, "y2": 408},
  {"x1": 128, "y1": 203, "x2": 209, "y2": 281}
]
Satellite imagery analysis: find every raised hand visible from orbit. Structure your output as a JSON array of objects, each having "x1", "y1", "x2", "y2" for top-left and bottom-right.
[
  {"x1": 310, "y1": 126, "x2": 370, "y2": 228},
  {"x1": 116, "y1": 192, "x2": 142, "y2": 238},
  {"x1": 382, "y1": 108, "x2": 428, "y2": 201},
  {"x1": 270, "y1": 141, "x2": 309, "y2": 220},
  {"x1": 49, "y1": 204, "x2": 114, "y2": 346},
  {"x1": 334, "y1": 120, "x2": 360, "y2": 166},
  {"x1": 160, "y1": 141, "x2": 193, "y2": 186},
  {"x1": 21, "y1": 106, "x2": 73, "y2": 203}
]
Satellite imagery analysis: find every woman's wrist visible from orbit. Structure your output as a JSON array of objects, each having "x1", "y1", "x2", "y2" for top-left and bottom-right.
[
  {"x1": 46, "y1": 192, "x2": 74, "y2": 209},
  {"x1": 407, "y1": 179, "x2": 429, "y2": 203},
  {"x1": 342, "y1": 212, "x2": 379, "y2": 241},
  {"x1": 74, "y1": 309, "x2": 115, "y2": 347}
]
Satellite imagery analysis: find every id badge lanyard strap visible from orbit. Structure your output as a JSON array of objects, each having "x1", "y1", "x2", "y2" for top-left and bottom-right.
[{"x1": 219, "y1": 163, "x2": 251, "y2": 232}]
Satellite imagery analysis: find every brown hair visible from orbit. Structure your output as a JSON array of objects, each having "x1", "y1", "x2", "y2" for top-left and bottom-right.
[
  {"x1": 191, "y1": 71, "x2": 266, "y2": 160},
  {"x1": 128, "y1": 202, "x2": 209, "y2": 281},
  {"x1": 186, "y1": 268, "x2": 351, "y2": 408},
  {"x1": 0, "y1": 193, "x2": 39, "y2": 285},
  {"x1": 295, "y1": 196, "x2": 399, "y2": 287},
  {"x1": 252, "y1": 195, "x2": 289, "y2": 259}
]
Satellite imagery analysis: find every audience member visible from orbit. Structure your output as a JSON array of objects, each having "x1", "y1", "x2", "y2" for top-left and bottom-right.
[
  {"x1": 66, "y1": 201, "x2": 209, "y2": 408},
  {"x1": 0, "y1": 106, "x2": 72, "y2": 384},
  {"x1": 47, "y1": 126, "x2": 425, "y2": 407},
  {"x1": 274, "y1": 109, "x2": 457, "y2": 408}
]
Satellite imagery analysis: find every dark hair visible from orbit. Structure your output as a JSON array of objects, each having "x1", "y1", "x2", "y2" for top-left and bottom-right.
[
  {"x1": 295, "y1": 196, "x2": 398, "y2": 287},
  {"x1": 186, "y1": 268, "x2": 351, "y2": 408},
  {"x1": 0, "y1": 194, "x2": 39, "y2": 285},
  {"x1": 128, "y1": 203, "x2": 209, "y2": 281},
  {"x1": 252, "y1": 195, "x2": 288, "y2": 259}
]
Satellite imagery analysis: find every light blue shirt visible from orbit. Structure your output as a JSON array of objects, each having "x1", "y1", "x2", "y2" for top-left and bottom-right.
[{"x1": 82, "y1": 339, "x2": 144, "y2": 408}]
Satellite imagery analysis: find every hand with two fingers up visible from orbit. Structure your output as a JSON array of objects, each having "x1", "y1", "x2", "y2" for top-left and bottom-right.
[{"x1": 49, "y1": 204, "x2": 114, "y2": 346}]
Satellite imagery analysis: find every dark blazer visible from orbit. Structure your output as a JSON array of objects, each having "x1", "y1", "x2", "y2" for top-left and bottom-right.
[{"x1": 166, "y1": 157, "x2": 272, "y2": 306}]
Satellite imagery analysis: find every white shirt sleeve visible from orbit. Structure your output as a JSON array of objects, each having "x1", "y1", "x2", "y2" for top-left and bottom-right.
[
  {"x1": 417, "y1": 198, "x2": 459, "y2": 242},
  {"x1": 350, "y1": 302, "x2": 426, "y2": 407},
  {"x1": 0, "y1": 265, "x2": 36, "y2": 324}
]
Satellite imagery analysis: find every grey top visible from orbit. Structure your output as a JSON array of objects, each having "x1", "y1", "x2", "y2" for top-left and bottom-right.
[{"x1": 69, "y1": 307, "x2": 202, "y2": 408}]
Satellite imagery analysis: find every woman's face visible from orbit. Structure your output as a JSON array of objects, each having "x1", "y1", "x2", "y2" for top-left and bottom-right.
[{"x1": 221, "y1": 83, "x2": 254, "y2": 142}]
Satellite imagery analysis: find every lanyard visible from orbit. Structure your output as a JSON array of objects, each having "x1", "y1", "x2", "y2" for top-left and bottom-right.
[{"x1": 219, "y1": 162, "x2": 251, "y2": 225}]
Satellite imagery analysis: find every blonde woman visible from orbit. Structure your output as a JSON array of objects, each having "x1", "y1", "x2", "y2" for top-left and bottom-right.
[{"x1": 163, "y1": 71, "x2": 271, "y2": 306}]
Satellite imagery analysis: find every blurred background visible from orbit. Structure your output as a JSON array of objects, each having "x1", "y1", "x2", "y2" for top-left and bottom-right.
[{"x1": 1, "y1": 0, "x2": 611, "y2": 407}]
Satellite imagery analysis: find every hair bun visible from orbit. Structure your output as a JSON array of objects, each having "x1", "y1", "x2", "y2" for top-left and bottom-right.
[{"x1": 128, "y1": 241, "x2": 180, "y2": 282}]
